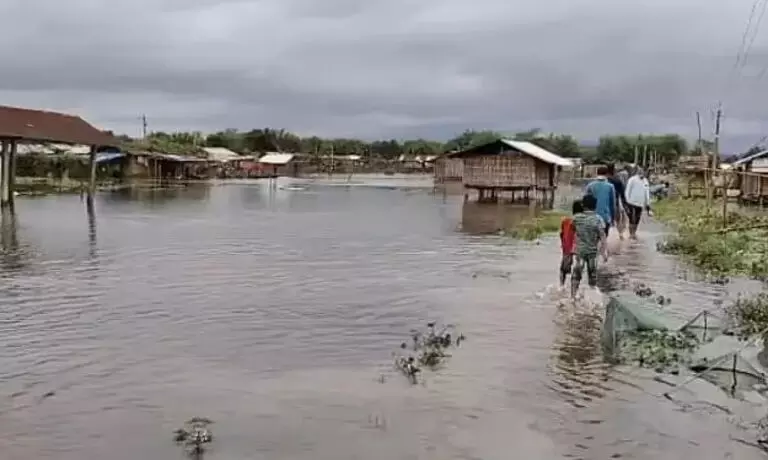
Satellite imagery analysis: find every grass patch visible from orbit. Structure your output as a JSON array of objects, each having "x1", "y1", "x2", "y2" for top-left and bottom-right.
[
  {"x1": 654, "y1": 198, "x2": 768, "y2": 280},
  {"x1": 502, "y1": 209, "x2": 568, "y2": 241},
  {"x1": 725, "y1": 292, "x2": 768, "y2": 338}
]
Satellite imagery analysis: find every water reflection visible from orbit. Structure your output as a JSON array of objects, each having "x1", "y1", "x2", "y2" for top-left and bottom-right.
[
  {"x1": 460, "y1": 201, "x2": 538, "y2": 235},
  {"x1": 0, "y1": 206, "x2": 19, "y2": 255},
  {"x1": 86, "y1": 196, "x2": 97, "y2": 259},
  {"x1": 101, "y1": 184, "x2": 211, "y2": 207}
]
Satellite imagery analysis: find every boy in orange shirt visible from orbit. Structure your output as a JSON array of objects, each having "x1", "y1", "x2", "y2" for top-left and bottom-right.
[{"x1": 559, "y1": 200, "x2": 582, "y2": 288}]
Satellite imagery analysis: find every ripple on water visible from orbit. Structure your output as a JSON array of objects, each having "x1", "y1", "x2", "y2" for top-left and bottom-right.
[{"x1": 0, "y1": 184, "x2": 765, "y2": 460}]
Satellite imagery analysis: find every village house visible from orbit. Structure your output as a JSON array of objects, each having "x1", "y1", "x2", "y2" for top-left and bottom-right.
[
  {"x1": 448, "y1": 139, "x2": 573, "y2": 207},
  {"x1": 433, "y1": 154, "x2": 464, "y2": 184},
  {"x1": 0, "y1": 105, "x2": 115, "y2": 202},
  {"x1": 121, "y1": 151, "x2": 209, "y2": 180},
  {"x1": 258, "y1": 153, "x2": 299, "y2": 177},
  {"x1": 727, "y1": 149, "x2": 768, "y2": 206}
]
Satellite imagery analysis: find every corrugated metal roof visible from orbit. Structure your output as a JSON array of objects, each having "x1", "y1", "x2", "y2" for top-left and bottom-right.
[
  {"x1": 259, "y1": 153, "x2": 295, "y2": 165},
  {"x1": 731, "y1": 149, "x2": 768, "y2": 167},
  {"x1": 318, "y1": 154, "x2": 362, "y2": 161},
  {"x1": 203, "y1": 147, "x2": 241, "y2": 162},
  {"x1": 0, "y1": 105, "x2": 115, "y2": 145},
  {"x1": 16, "y1": 143, "x2": 92, "y2": 155},
  {"x1": 446, "y1": 139, "x2": 573, "y2": 167},
  {"x1": 500, "y1": 139, "x2": 573, "y2": 167},
  {"x1": 153, "y1": 153, "x2": 207, "y2": 163},
  {"x1": 95, "y1": 152, "x2": 126, "y2": 164}
]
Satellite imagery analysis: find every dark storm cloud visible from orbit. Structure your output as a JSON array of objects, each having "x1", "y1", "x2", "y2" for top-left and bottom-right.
[{"x1": 0, "y1": 0, "x2": 765, "y2": 149}]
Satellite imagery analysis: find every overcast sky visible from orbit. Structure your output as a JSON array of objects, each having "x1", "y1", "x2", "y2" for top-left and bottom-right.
[{"x1": 0, "y1": 0, "x2": 766, "y2": 150}]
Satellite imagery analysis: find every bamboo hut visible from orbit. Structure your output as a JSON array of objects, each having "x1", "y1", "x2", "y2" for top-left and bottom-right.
[
  {"x1": 433, "y1": 154, "x2": 464, "y2": 184},
  {"x1": 674, "y1": 155, "x2": 713, "y2": 197},
  {"x1": 258, "y1": 153, "x2": 299, "y2": 177},
  {"x1": 729, "y1": 149, "x2": 768, "y2": 206},
  {"x1": 448, "y1": 139, "x2": 573, "y2": 207}
]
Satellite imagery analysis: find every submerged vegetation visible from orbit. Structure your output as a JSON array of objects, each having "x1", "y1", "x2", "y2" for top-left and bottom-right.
[
  {"x1": 173, "y1": 417, "x2": 213, "y2": 458},
  {"x1": 394, "y1": 322, "x2": 465, "y2": 384},
  {"x1": 615, "y1": 329, "x2": 699, "y2": 372},
  {"x1": 502, "y1": 209, "x2": 568, "y2": 241},
  {"x1": 724, "y1": 293, "x2": 768, "y2": 339},
  {"x1": 654, "y1": 198, "x2": 768, "y2": 280}
]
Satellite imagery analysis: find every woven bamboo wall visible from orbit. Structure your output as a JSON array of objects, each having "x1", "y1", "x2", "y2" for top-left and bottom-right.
[
  {"x1": 678, "y1": 155, "x2": 710, "y2": 172},
  {"x1": 434, "y1": 157, "x2": 463, "y2": 181},
  {"x1": 582, "y1": 164, "x2": 602, "y2": 178},
  {"x1": 463, "y1": 154, "x2": 551, "y2": 188},
  {"x1": 741, "y1": 172, "x2": 768, "y2": 197}
]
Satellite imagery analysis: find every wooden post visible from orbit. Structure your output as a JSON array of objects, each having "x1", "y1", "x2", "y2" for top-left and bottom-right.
[
  {"x1": 1, "y1": 140, "x2": 11, "y2": 206},
  {"x1": 0, "y1": 141, "x2": 6, "y2": 203},
  {"x1": 696, "y1": 111, "x2": 703, "y2": 153},
  {"x1": 88, "y1": 145, "x2": 97, "y2": 196},
  {"x1": 9, "y1": 141, "x2": 16, "y2": 197},
  {"x1": 86, "y1": 193, "x2": 96, "y2": 254},
  {"x1": 714, "y1": 105, "x2": 724, "y2": 225}
]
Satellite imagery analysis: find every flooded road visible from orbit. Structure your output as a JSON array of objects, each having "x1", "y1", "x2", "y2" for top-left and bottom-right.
[{"x1": 0, "y1": 175, "x2": 764, "y2": 459}]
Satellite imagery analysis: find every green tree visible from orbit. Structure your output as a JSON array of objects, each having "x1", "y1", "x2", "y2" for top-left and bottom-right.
[{"x1": 444, "y1": 130, "x2": 503, "y2": 151}]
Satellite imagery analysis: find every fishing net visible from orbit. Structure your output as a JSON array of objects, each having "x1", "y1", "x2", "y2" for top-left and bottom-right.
[
  {"x1": 689, "y1": 335, "x2": 768, "y2": 390},
  {"x1": 602, "y1": 292, "x2": 768, "y2": 392},
  {"x1": 601, "y1": 292, "x2": 723, "y2": 368}
]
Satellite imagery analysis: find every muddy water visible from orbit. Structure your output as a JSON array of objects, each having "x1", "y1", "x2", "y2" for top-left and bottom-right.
[{"x1": 0, "y1": 176, "x2": 764, "y2": 459}]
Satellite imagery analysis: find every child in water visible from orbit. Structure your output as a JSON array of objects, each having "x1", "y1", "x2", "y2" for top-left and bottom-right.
[
  {"x1": 571, "y1": 194, "x2": 608, "y2": 298},
  {"x1": 559, "y1": 199, "x2": 582, "y2": 288}
]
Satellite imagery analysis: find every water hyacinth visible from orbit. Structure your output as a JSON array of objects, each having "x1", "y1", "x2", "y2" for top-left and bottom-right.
[
  {"x1": 632, "y1": 282, "x2": 671, "y2": 306},
  {"x1": 173, "y1": 417, "x2": 213, "y2": 458},
  {"x1": 615, "y1": 330, "x2": 700, "y2": 372},
  {"x1": 394, "y1": 322, "x2": 465, "y2": 384}
]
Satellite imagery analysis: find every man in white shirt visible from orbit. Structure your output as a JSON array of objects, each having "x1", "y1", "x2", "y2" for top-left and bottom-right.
[{"x1": 624, "y1": 168, "x2": 652, "y2": 239}]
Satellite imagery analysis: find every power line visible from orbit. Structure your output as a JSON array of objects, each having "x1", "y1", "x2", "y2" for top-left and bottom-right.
[
  {"x1": 719, "y1": 0, "x2": 768, "y2": 154},
  {"x1": 740, "y1": 0, "x2": 768, "y2": 69},
  {"x1": 733, "y1": 0, "x2": 761, "y2": 71}
]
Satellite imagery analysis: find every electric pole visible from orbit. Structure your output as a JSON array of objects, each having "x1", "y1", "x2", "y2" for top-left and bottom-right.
[
  {"x1": 696, "y1": 111, "x2": 703, "y2": 153},
  {"x1": 140, "y1": 114, "x2": 148, "y2": 139},
  {"x1": 714, "y1": 103, "x2": 725, "y2": 223}
]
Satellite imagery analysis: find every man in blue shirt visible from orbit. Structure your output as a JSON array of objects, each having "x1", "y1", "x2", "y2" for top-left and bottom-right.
[{"x1": 585, "y1": 166, "x2": 616, "y2": 237}]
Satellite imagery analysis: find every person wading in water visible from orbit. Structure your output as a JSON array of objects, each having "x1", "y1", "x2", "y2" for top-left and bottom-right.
[
  {"x1": 606, "y1": 163, "x2": 627, "y2": 240},
  {"x1": 585, "y1": 166, "x2": 616, "y2": 238},
  {"x1": 571, "y1": 194, "x2": 608, "y2": 298},
  {"x1": 624, "y1": 167, "x2": 653, "y2": 239}
]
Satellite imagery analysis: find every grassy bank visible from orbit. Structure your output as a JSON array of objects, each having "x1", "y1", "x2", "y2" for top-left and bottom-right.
[
  {"x1": 502, "y1": 209, "x2": 567, "y2": 241},
  {"x1": 14, "y1": 177, "x2": 87, "y2": 196},
  {"x1": 652, "y1": 197, "x2": 768, "y2": 340},
  {"x1": 653, "y1": 198, "x2": 768, "y2": 280}
]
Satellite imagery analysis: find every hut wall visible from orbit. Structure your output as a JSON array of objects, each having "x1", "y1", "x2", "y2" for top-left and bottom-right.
[
  {"x1": 434, "y1": 157, "x2": 463, "y2": 182},
  {"x1": 463, "y1": 154, "x2": 551, "y2": 188},
  {"x1": 677, "y1": 155, "x2": 711, "y2": 172},
  {"x1": 582, "y1": 164, "x2": 602, "y2": 178},
  {"x1": 741, "y1": 170, "x2": 768, "y2": 198},
  {"x1": 124, "y1": 155, "x2": 151, "y2": 178}
]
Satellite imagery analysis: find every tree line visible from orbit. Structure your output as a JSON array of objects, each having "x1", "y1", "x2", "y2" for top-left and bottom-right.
[{"x1": 106, "y1": 127, "x2": 702, "y2": 165}]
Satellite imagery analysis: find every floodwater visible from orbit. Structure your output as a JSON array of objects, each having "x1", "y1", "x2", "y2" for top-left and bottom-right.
[{"x1": 0, "y1": 174, "x2": 765, "y2": 459}]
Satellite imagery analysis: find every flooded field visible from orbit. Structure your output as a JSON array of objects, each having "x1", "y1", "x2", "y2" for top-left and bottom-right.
[{"x1": 0, "y1": 175, "x2": 765, "y2": 459}]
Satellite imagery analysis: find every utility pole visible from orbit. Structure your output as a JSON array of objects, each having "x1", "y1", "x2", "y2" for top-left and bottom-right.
[
  {"x1": 714, "y1": 103, "x2": 726, "y2": 224},
  {"x1": 633, "y1": 143, "x2": 639, "y2": 165},
  {"x1": 696, "y1": 111, "x2": 703, "y2": 154},
  {"x1": 140, "y1": 114, "x2": 148, "y2": 139}
]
